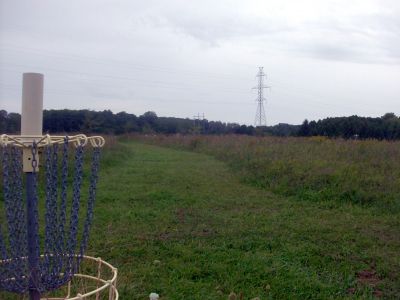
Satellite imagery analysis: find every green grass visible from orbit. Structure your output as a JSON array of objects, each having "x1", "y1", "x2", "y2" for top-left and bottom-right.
[
  {"x1": 1, "y1": 139, "x2": 399, "y2": 299},
  {"x1": 89, "y1": 141, "x2": 399, "y2": 299}
]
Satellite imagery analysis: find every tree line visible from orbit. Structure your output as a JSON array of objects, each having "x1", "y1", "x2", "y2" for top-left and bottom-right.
[
  {"x1": 0, "y1": 109, "x2": 256, "y2": 135},
  {"x1": 1, "y1": 109, "x2": 400, "y2": 139},
  {"x1": 298, "y1": 113, "x2": 400, "y2": 139}
]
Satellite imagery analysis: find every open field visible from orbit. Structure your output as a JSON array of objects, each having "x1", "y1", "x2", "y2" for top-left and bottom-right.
[
  {"x1": 1, "y1": 136, "x2": 400, "y2": 299},
  {"x1": 138, "y1": 135, "x2": 400, "y2": 213}
]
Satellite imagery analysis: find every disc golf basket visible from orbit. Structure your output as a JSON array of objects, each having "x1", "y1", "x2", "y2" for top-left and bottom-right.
[{"x1": 0, "y1": 73, "x2": 118, "y2": 299}]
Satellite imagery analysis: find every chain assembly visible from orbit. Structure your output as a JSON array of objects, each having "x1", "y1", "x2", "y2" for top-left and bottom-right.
[{"x1": 0, "y1": 135, "x2": 104, "y2": 294}]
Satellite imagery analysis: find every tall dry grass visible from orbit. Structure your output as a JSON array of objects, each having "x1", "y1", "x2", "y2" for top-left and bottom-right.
[{"x1": 137, "y1": 134, "x2": 400, "y2": 212}]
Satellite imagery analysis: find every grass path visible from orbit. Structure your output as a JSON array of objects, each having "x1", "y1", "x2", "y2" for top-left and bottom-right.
[{"x1": 85, "y1": 142, "x2": 398, "y2": 299}]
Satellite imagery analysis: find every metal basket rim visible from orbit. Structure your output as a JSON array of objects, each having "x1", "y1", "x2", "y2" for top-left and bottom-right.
[
  {"x1": 0, "y1": 255, "x2": 118, "y2": 300},
  {"x1": 0, "y1": 134, "x2": 105, "y2": 148}
]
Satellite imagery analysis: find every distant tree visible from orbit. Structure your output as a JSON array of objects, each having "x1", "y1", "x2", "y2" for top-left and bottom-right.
[
  {"x1": 141, "y1": 111, "x2": 157, "y2": 123},
  {"x1": 0, "y1": 110, "x2": 7, "y2": 132},
  {"x1": 7, "y1": 113, "x2": 21, "y2": 133},
  {"x1": 115, "y1": 112, "x2": 139, "y2": 133},
  {"x1": 382, "y1": 112, "x2": 397, "y2": 120},
  {"x1": 298, "y1": 119, "x2": 311, "y2": 136},
  {"x1": 309, "y1": 120, "x2": 318, "y2": 136},
  {"x1": 139, "y1": 111, "x2": 158, "y2": 132},
  {"x1": 235, "y1": 125, "x2": 255, "y2": 135}
]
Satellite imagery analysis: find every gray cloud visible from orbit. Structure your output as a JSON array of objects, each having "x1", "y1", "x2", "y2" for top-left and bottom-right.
[
  {"x1": 1, "y1": 0, "x2": 400, "y2": 125},
  {"x1": 142, "y1": 3, "x2": 400, "y2": 64}
]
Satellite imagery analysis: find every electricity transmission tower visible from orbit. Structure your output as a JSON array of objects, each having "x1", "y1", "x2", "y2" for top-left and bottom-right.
[
  {"x1": 253, "y1": 67, "x2": 269, "y2": 127},
  {"x1": 193, "y1": 113, "x2": 205, "y2": 122},
  {"x1": 193, "y1": 113, "x2": 205, "y2": 133}
]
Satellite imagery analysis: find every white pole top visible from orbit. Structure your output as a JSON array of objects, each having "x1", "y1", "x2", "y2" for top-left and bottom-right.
[{"x1": 21, "y1": 73, "x2": 44, "y2": 136}]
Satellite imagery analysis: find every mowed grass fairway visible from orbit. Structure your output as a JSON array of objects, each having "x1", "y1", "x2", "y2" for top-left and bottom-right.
[{"x1": 86, "y1": 140, "x2": 399, "y2": 299}]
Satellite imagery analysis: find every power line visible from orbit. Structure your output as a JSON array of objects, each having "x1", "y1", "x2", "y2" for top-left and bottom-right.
[
  {"x1": 2, "y1": 43, "x2": 394, "y2": 114},
  {"x1": 1, "y1": 47, "x2": 385, "y2": 120},
  {"x1": 0, "y1": 83, "x2": 253, "y2": 106},
  {"x1": 193, "y1": 113, "x2": 205, "y2": 120},
  {"x1": 0, "y1": 80, "x2": 371, "y2": 115},
  {"x1": 0, "y1": 43, "x2": 249, "y2": 81},
  {"x1": 0, "y1": 63, "x2": 250, "y2": 95},
  {"x1": 0, "y1": 45, "x2": 375, "y2": 112}
]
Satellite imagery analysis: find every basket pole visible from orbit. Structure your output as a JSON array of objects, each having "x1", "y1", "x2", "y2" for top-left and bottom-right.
[{"x1": 22, "y1": 73, "x2": 44, "y2": 300}]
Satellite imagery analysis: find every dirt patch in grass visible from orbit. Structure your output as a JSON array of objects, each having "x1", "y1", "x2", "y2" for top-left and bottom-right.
[
  {"x1": 191, "y1": 227, "x2": 217, "y2": 237},
  {"x1": 356, "y1": 269, "x2": 381, "y2": 287},
  {"x1": 176, "y1": 207, "x2": 186, "y2": 223},
  {"x1": 348, "y1": 267, "x2": 383, "y2": 297}
]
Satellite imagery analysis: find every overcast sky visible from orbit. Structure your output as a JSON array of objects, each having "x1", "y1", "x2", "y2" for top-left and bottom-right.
[{"x1": 1, "y1": 0, "x2": 399, "y2": 125}]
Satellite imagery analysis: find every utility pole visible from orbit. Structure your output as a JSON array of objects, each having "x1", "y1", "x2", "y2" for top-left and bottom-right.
[
  {"x1": 193, "y1": 113, "x2": 205, "y2": 133},
  {"x1": 253, "y1": 67, "x2": 269, "y2": 127}
]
